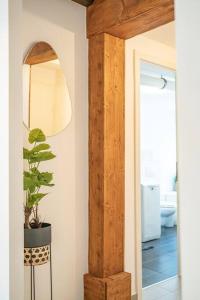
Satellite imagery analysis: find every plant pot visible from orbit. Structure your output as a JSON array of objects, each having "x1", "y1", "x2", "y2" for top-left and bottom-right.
[{"x1": 24, "y1": 223, "x2": 51, "y2": 266}]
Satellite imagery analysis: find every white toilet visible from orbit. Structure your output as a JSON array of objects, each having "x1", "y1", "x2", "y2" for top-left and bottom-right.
[{"x1": 160, "y1": 191, "x2": 177, "y2": 227}]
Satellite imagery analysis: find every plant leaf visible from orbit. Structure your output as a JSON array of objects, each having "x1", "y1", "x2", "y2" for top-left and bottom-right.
[
  {"x1": 23, "y1": 171, "x2": 39, "y2": 192},
  {"x1": 27, "y1": 193, "x2": 48, "y2": 208},
  {"x1": 30, "y1": 167, "x2": 40, "y2": 175},
  {"x1": 23, "y1": 148, "x2": 31, "y2": 159},
  {"x1": 29, "y1": 151, "x2": 56, "y2": 163},
  {"x1": 31, "y1": 143, "x2": 50, "y2": 153},
  {"x1": 25, "y1": 170, "x2": 54, "y2": 190},
  {"x1": 29, "y1": 128, "x2": 46, "y2": 144},
  {"x1": 24, "y1": 176, "x2": 33, "y2": 191},
  {"x1": 38, "y1": 172, "x2": 54, "y2": 186}
]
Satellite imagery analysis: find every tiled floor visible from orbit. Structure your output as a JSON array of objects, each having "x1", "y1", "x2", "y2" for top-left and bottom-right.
[
  {"x1": 142, "y1": 276, "x2": 181, "y2": 300},
  {"x1": 142, "y1": 226, "x2": 177, "y2": 287}
]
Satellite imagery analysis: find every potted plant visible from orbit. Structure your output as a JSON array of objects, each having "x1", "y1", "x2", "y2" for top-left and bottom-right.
[{"x1": 23, "y1": 128, "x2": 56, "y2": 266}]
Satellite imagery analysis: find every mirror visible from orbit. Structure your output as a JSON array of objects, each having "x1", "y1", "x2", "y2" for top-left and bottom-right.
[{"x1": 23, "y1": 42, "x2": 72, "y2": 136}]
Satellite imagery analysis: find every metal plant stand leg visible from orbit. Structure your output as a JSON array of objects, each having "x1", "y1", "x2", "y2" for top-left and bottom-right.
[
  {"x1": 30, "y1": 265, "x2": 36, "y2": 300},
  {"x1": 30, "y1": 261, "x2": 32, "y2": 300},
  {"x1": 30, "y1": 248, "x2": 36, "y2": 300},
  {"x1": 33, "y1": 266, "x2": 35, "y2": 300},
  {"x1": 50, "y1": 243, "x2": 53, "y2": 300}
]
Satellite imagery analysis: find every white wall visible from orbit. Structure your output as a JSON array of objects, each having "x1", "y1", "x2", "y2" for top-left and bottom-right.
[
  {"x1": 0, "y1": 0, "x2": 24, "y2": 299},
  {"x1": 125, "y1": 35, "x2": 176, "y2": 296},
  {"x1": 176, "y1": 1, "x2": 200, "y2": 299},
  {"x1": 0, "y1": 3, "x2": 10, "y2": 299},
  {"x1": 10, "y1": 1, "x2": 24, "y2": 298},
  {"x1": 23, "y1": 1, "x2": 88, "y2": 299},
  {"x1": 140, "y1": 84, "x2": 176, "y2": 194}
]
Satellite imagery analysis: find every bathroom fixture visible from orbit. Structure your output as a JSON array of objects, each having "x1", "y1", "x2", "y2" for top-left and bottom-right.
[
  {"x1": 160, "y1": 191, "x2": 177, "y2": 227},
  {"x1": 141, "y1": 184, "x2": 161, "y2": 242},
  {"x1": 140, "y1": 60, "x2": 175, "y2": 91},
  {"x1": 161, "y1": 75, "x2": 168, "y2": 89}
]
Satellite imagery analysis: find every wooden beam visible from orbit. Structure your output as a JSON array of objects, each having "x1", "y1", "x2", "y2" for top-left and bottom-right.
[
  {"x1": 84, "y1": 273, "x2": 131, "y2": 299},
  {"x1": 85, "y1": 1, "x2": 175, "y2": 299},
  {"x1": 89, "y1": 32, "x2": 125, "y2": 278},
  {"x1": 84, "y1": 33, "x2": 131, "y2": 299},
  {"x1": 72, "y1": 0, "x2": 93, "y2": 7},
  {"x1": 87, "y1": 0, "x2": 174, "y2": 39}
]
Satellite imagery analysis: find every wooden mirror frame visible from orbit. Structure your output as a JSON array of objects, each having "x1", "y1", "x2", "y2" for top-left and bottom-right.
[
  {"x1": 84, "y1": 1, "x2": 175, "y2": 300},
  {"x1": 24, "y1": 42, "x2": 58, "y2": 65}
]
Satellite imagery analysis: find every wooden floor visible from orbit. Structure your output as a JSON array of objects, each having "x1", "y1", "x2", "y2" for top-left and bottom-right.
[{"x1": 142, "y1": 226, "x2": 178, "y2": 287}]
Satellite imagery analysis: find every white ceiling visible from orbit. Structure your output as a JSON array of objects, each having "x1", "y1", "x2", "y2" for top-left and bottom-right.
[{"x1": 143, "y1": 21, "x2": 175, "y2": 48}]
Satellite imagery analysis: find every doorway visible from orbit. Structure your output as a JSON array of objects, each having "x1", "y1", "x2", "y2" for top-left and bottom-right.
[
  {"x1": 140, "y1": 61, "x2": 178, "y2": 288},
  {"x1": 129, "y1": 22, "x2": 181, "y2": 300}
]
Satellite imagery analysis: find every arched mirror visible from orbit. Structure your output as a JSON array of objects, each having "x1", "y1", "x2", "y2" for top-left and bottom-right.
[{"x1": 23, "y1": 42, "x2": 72, "y2": 136}]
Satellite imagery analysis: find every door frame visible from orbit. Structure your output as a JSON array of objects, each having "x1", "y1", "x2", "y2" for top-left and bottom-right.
[{"x1": 133, "y1": 50, "x2": 179, "y2": 300}]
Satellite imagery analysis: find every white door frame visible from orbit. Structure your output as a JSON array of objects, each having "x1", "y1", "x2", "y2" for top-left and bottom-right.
[{"x1": 133, "y1": 50, "x2": 179, "y2": 300}]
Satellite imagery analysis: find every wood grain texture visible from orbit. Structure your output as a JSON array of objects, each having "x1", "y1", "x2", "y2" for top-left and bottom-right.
[
  {"x1": 84, "y1": 274, "x2": 106, "y2": 300},
  {"x1": 89, "y1": 33, "x2": 125, "y2": 278},
  {"x1": 87, "y1": 0, "x2": 174, "y2": 39},
  {"x1": 72, "y1": 0, "x2": 94, "y2": 6},
  {"x1": 106, "y1": 272, "x2": 131, "y2": 299},
  {"x1": 84, "y1": 272, "x2": 131, "y2": 300},
  {"x1": 24, "y1": 42, "x2": 57, "y2": 65}
]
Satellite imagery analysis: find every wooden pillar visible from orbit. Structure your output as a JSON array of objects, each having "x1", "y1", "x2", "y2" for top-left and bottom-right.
[{"x1": 84, "y1": 33, "x2": 131, "y2": 299}]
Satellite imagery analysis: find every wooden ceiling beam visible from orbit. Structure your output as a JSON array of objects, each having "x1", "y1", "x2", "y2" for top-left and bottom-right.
[
  {"x1": 87, "y1": 0, "x2": 174, "y2": 39},
  {"x1": 72, "y1": 0, "x2": 93, "y2": 7}
]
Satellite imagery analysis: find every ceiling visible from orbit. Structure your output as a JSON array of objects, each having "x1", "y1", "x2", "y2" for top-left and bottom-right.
[{"x1": 143, "y1": 21, "x2": 175, "y2": 48}]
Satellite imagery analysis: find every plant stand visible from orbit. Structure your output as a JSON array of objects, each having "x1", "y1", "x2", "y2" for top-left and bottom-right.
[
  {"x1": 24, "y1": 223, "x2": 53, "y2": 300},
  {"x1": 29, "y1": 243, "x2": 53, "y2": 300}
]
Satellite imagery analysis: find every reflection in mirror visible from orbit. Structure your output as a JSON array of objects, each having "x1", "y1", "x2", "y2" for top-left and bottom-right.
[{"x1": 23, "y1": 42, "x2": 72, "y2": 136}]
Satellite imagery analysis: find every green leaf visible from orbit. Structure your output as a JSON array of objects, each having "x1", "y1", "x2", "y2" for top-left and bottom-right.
[
  {"x1": 24, "y1": 171, "x2": 31, "y2": 177},
  {"x1": 29, "y1": 151, "x2": 56, "y2": 163},
  {"x1": 24, "y1": 176, "x2": 33, "y2": 191},
  {"x1": 23, "y1": 171, "x2": 39, "y2": 192},
  {"x1": 38, "y1": 172, "x2": 54, "y2": 186},
  {"x1": 24, "y1": 170, "x2": 54, "y2": 190},
  {"x1": 29, "y1": 128, "x2": 46, "y2": 144},
  {"x1": 30, "y1": 167, "x2": 40, "y2": 175},
  {"x1": 31, "y1": 143, "x2": 50, "y2": 153},
  {"x1": 27, "y1": 193, "x2": 47, "y2": 208},
  {"x1": 23, "y1": 148, "x2": 31, "y2": 159}
]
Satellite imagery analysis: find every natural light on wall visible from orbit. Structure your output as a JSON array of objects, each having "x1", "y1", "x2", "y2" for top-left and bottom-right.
[
  {"x1": 140, "y1": 61, "x2": 176, "y2": 195},
  {"x1": 23, "y1": 58, "x2": 72, "y2": 136}
]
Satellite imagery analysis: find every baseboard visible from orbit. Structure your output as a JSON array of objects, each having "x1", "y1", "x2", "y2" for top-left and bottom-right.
[{"x1": 132, "y1": 294, "x2": 138, "y2": 300}]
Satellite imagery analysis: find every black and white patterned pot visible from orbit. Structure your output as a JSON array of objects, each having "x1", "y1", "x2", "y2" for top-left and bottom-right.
[{"x1": 24, "y1": 223, "x2": 51, "y2": 266}]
